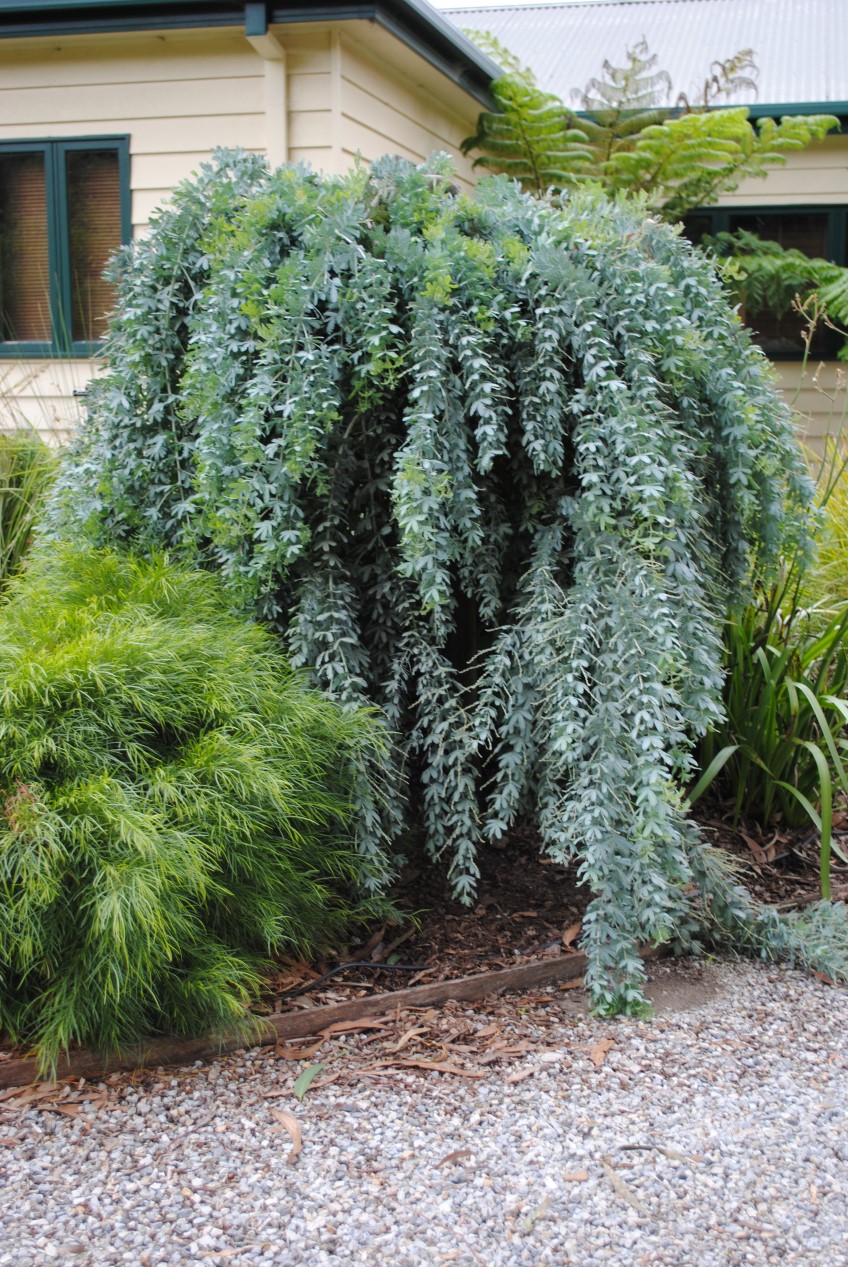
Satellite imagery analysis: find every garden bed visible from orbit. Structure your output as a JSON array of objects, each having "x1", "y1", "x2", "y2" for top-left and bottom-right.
[{"x1": 1, "y1": 811, "x2": 842, "y2": 1089}]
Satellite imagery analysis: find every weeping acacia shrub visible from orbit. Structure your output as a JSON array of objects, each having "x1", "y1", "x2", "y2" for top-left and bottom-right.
[
  {"x1": 48, "y1": 151, "x2": 848, "y2": 1014},
  {"x1": 0, "y1": 546, "x2": 388, "y2": 1067}
]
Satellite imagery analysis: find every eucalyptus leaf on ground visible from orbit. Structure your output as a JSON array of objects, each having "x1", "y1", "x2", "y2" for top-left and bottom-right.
[{"x1": 293, "y1": 1062, "x2": 325, "y2": 1101}]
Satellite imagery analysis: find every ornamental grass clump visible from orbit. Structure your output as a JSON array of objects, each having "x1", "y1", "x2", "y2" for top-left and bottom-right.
[
  {"x1": 694, "y1": 444, "x2": 848, "y2": 900},
  {"x1": 0, "y1": 430, "x2": 56, "y2": 589},
  {"x1": 0, "y1": 546, "x2": 389, "y2": 1069},
  {"x1": 48, "y1": 151, "x2": 848, "y2": 1013}
]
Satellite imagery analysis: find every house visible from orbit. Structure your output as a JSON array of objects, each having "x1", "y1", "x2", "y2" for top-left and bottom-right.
[
  {"x1": 444, "y1": 0, "x2": 848, "y2": 449},
  {"x1": 2, "y1": 0, "x2": 844, "y2": 447},
  {"x1": 0, "y1": 0, "x2": 498, "y2": 439}
]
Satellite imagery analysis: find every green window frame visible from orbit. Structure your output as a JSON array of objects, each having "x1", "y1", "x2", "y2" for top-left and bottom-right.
[
  {"x1": 683, "y1": 203, "x2": 848, "y2": 361},
  {"x1": 0, "y1": 135, "x2": 131, "y2": 358}
]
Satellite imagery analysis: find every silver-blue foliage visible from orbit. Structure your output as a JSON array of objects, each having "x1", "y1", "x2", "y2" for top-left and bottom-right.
[{"x1": 50, "y1": 151, "x2": 832, "y2": 1012}]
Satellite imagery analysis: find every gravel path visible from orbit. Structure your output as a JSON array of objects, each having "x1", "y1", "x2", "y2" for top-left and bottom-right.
[{"x1": 2, "y1": 958, "x2": 847, "y2": 1267}]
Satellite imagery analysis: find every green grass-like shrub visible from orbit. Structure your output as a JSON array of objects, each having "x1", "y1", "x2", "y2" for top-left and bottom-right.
[
  {"x1": 0, "y1": 431, "x2": 56, "y2": 590},
  {"x1": 695, "y1": 580, "x2": 848, "y2": 898},
  {"x1": 0, "y1": 546, "x2": 389, "y2": 1069},
  {"x1": 694, "y1": 448, "x2": 848, "y2": 898}
]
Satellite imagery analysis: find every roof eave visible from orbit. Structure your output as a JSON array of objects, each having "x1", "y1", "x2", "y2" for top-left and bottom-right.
[{"x1": 0, "y1": 0, "x2": 499, "y2": 106}]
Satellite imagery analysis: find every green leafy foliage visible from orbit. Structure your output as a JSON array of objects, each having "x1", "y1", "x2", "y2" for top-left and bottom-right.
[
  {"x1": 695, "y1": 583, "x2": 848, "y2": 900},
  {"x1": 694, "y1": 448, "x2": 848, "y2": 900},
  {"x1": 600, "y1": 109, "x2": 835, "y2": 223},
  {"x1": 462, "y1": 40, "x2": 837, "y2": 219},
  {"x1": 0, "y1": 431, "x2": 56, "y2": 589},
  {"x1": 709, "y1": 230, "x2": 848, "y2": 358},
  {"x1": 48, "y1": 152, "x2": 845, "y2": 1012},
  {"x1": 0, "y1": 545, "x2": 390, "y2": 1069}
]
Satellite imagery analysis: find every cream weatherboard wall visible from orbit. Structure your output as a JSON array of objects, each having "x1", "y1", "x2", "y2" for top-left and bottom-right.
[{"x1": 0, "y1": 20, "x2": 481, "y2": 440}]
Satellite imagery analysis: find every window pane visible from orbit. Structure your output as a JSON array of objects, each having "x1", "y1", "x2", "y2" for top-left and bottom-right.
[
  {"x1": 728, "y1": 211, "x2": 830, "y2": 258},
  {"x1": 0, "y1": 152, "x2": 51, "y2": 342},
  {"x1": 728, "y1": 211, "x2": 839, "y2": 358},
  {"x1": 680, "y1": 214, "x2": 713, "y2": 247},
  {"x1": 66, "y1": 149, "x2": 121, "y2": 343}
]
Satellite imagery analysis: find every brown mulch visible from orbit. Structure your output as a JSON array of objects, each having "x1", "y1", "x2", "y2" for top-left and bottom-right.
[
  {"x1": 259, "y1": 806, "x2": 848, "y2": 1017},
  {"x1": 1, "y1": 807, "x2": 845, "y2": 1101}
]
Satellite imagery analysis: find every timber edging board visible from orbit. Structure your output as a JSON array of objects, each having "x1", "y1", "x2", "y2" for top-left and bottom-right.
[{"x1": 0, "y1": 948, "x2": 658, "y2": 1089}]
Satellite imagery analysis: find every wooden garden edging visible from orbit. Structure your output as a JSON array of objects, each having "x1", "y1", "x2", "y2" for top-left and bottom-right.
[{"x1": 0, "y1": 948, "x2": 657, "y2": 1089}]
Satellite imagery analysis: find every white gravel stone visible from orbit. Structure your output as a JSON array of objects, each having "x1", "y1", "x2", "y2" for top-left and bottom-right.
[{"x1": 1, "y1": 959, "x2": 847, "y2": 1266}]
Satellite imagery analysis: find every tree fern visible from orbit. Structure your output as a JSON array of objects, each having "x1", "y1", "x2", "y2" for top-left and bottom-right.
[
  {"x1": 462, "y1": 39, "x2": 837, "y2": 219},
  {"x1": 709, "y1": 229, "x2": 848, "y2": 357}
]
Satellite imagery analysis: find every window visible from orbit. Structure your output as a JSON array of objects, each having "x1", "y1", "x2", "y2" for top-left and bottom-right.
[
  {"x1": 683, "y1": 205, "x2": 848, "y2": 360},
  {"x1": 0, "y1": 137, "x2": 130, "y2": 356}
]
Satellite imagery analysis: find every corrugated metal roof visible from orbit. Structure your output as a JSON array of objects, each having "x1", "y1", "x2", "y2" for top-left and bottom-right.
[{"x1": 443, "y1": 0, "x2": 848, "y2": 110}]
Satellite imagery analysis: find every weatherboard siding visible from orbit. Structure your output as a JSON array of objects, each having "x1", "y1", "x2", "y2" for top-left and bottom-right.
[
  {"x1": 776, "y1": 361, "x2": 848, "y2": 455},
  {"x1": 0, "y1": 21, "x2": 483, "y2": 437},
  {"x1": 0, "y1": 359, "x2": 90, "y2": 444},
  {"x1": 0, "y1": 29, "x2": 266, "y2": 238},
  {"x1": 338, "y1": 31, "x2": 478, "y2": 186},
  {"x1": 717, "y1": 134, "x2": 848, "y2": 207}
]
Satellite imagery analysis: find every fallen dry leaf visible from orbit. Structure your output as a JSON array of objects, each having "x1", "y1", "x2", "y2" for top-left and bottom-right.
[
  {"x1": 319, "y1": 1019, "x2": 390, "y2": 1037},
  {"x1": 395, "y1": 1059, "x2": 486, "y2": 1079},
  {"x1": 562, "y1": 921, "x2": 582, "y2": 950},
  {"x1": 504, "y1": 1067, "x2": 538, "y2": 1085},
  {"x1": 405, "y1": 969, "x2": 437, "y2": 986},
  {"x1": 740, "y1": 831, "x2": 769, "y2": 866},
  {"x1": 589, "y1": 1038, "x2": 616, "y2": 1069},
  {"x1": 437, "y1": 1148, "x2": 474, "y2": 1167},
  {"x1": 386, "y1": 1026, "x2": 431, "y2": 1054},
  {"x1": 601, "y1": 1155, "x2": 649, "y2": 1216},
  {"x1": 274, "y1": 1039, "x2": 324, "y2": 1061},
  {"x1": 0, "y1": 1136, "x2": 20, "y2": 1146},
  {"x1": 311, "y1": 1071, "x2": 341, "y2": 1090},
  {"x1": 559, "y1": 978, "x2": 584, "y2": 991},
  {"x1": 473, "y1": 1024, "x2": 501, "y2": 1040},
  {"x1": 269, "y1": 1107, "x2": 302, "y2": 1163},
  {"x1": 477, "y1": 1040, "x2": 534, "y2": 1066},
  {"x1": 0, "y1": 1087, "x2": 27, "y2": 1105}
]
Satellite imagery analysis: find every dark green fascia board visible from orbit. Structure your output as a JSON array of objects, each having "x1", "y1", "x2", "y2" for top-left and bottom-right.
[
  {"x1": 570, "y1": 101, "x2": 846, "y2": 129},
  {"x1": 746, "y1": 101, "x2": 847, "y2": 128},
  {"x1": 0, "y1": 0, "x2": 498, "y2": 106}
]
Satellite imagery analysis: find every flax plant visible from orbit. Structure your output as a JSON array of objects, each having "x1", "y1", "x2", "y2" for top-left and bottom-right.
[{"x1": 694, "y1": 385, "x2": 848, "y2": 900}]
